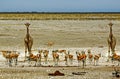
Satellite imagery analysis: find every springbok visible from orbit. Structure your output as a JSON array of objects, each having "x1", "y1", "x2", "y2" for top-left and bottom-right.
[
  {"x1": 43, "y1": 50, "x2": 49, "y2": 64},
  {"x1": 38, "y1": 50, "x2": 43, "y2": 65},
  {"x1": 76, "y1": 51, "x2": 81, "y2": 66},
  {"x1": 87, "y1": 49, "x2": 93, "y2": 64},
  {"x1": 46, "y1": 41, "x2": 54, "y2": 47},
  {"x1": 94, "y1": 53, "x2": 101, "y2": 66},
  {"x1": 52, "y1": 50, "x2": 59, "y2": 66},
  {"x1": 1, "y1": 50, "x2": 20, "y2": 66},
  {"x1": 57, "y1": 49, "x2": 66, "y2": 56},
  {"x1": 111, "y1": 52, "x2": 120, "y2": 65},
  {"x1": 76, "y1": 51, "x2": 87, "y2": 68},
  {"x1": 64, "y1": 51, "x2": 73, "y2": 65},
  {"x1": 27, "y1": 53, "x2": 41, "y2": 66}
]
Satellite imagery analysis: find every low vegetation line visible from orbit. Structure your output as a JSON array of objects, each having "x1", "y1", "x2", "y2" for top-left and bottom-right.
[{"x1": 0, "y1": 13, "x2": 120, "y2": 20}]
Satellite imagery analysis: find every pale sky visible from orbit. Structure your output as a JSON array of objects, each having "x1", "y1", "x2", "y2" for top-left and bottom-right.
[{"x1": 0, "y1": 0, "x2": 120, "y2": 12}]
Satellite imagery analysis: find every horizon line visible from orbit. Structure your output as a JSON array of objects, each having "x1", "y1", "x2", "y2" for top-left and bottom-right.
[{"x1": 0, "y1": 12, "x2": 120, "y2": 14}]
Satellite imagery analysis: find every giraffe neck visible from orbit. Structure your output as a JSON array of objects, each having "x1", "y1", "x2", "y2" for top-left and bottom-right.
[
  {"x1": 27, "y1": 27, "x2": 29, "y2": 35},
  {"x1": 26, "y1": 27, "x2": 30, "y2": 40},
  {"x1": 109, "y1": 26, "x2": 113, "y2": 39}
]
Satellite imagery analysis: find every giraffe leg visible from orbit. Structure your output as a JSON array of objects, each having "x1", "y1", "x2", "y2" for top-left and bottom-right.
[
  {"x1": 24, "y1": 51, "x2": 27, "y2": 61},
  {"x1": 107, "y1": 44, "x2": 111, "y2": 62},
  {"x1": 28, "y1": 46, "x2": 32, "y2": 62},
  {"x1": 24, "y1": 43, "x2": 28, "y2": 62},
  {"x1": 28, "y1": 47, "x2": 31, "y2": 56},
  {"x1": 28, "y1": 40, "x2": 33, "y2": 55}
]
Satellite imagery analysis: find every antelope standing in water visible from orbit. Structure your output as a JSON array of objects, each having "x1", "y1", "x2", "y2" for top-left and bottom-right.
[{"x1": 52, "y1": 50, "x2": 59, "y2": 66}]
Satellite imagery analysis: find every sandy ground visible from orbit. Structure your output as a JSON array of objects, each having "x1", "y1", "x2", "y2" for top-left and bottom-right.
[
  {"x1": 0, "y1": 66, "x2": 118, "y2": 79},
  {"x1": 0, "y1": 20, "x2": 120, "y2": 49},
  {"x1": 0, "y1": 20, "x2": 120, "y2": 79}
]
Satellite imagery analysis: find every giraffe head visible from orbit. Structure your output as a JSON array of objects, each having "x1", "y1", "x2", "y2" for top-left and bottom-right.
[
  {"x1": 108, "y1": 22, "x2": 113, "y2": 36},
  {"x1": 108, "y1": 22, "x2": 113, "y2": 27},
  {"x1": 25, "y1": 23, "x2": 30, "y2": 28}
]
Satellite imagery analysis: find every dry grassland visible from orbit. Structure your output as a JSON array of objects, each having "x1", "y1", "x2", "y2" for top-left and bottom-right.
[
  {"x1": 0, "y1": 13, "x2": 120, "y2": 20},
  {"x1": 0, "y1": 13, "x2": 120, "y2": 79}
]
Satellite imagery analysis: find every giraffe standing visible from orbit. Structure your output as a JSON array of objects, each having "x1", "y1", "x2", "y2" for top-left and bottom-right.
[
  {"x1": 24, "y1": 23, "x2": 33, "y2": 61},
  {"x1": 107, "y1": 22, "x2": 116, "y2": 61}
]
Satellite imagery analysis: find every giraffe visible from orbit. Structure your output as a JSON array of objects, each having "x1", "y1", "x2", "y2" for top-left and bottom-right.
[
  {"x1": 107, "y1": 22, "x2": 116, "y2": 61},
  {"x1": 24, "y1": 23, "x2": 33, "y2": 61}
]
